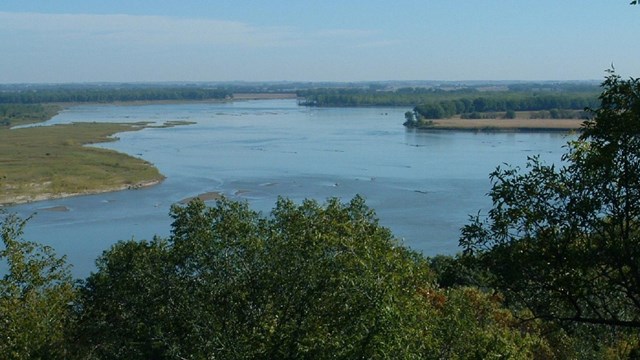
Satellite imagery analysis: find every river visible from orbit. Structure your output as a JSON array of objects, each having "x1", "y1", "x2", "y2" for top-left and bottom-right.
[{"x1": 7, "y1": 99, "x2": 573, "y2": 277}]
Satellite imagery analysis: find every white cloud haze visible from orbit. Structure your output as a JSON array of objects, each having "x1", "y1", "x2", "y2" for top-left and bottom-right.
[{"x1": 1, "y1": 2, "x2": 639, "y2": 83}]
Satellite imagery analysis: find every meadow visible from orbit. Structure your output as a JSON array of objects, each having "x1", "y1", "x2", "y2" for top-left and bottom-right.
[{"x1": 0, "y1": 108, "x2": 164, "y2": 205}]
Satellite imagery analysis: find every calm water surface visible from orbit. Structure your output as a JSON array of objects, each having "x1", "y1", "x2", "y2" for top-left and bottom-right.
[{"x1": 8, "y1": 100, "x2": 573, "y2": 277}]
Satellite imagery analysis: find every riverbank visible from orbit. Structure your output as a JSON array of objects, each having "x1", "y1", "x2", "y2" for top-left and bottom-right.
[
  {"x1": 232, "y1": 93, "x2": 297, "y2": 100},
  {"x1": 412, "y1": 118, "x2": 584, "y2": 132},
  {"x1": 0, "y1": 95, "x2": 299, "y2": 207},
  {"x1": 1, "y1": 179, "x2": 163, "y2": 207},
  {"x1": 0, "y1": 119, "x2": 167, "y2": 206}
]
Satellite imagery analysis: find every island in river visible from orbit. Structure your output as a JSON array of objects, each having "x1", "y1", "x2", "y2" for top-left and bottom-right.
[{"x1": 417, "y1": 118, "x2": 583, "y2": 132}]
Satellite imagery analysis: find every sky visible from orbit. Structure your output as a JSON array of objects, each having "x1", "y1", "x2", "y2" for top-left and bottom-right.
[{"x1": 1, "y1": 1, "x2": 638, "y2": 83}]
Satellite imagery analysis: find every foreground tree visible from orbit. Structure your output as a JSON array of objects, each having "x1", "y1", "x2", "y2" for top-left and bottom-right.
[
  {"x1": 461, "y1": 72, "x2": 640, "y2": 330},
  {"x1": 72, "y1": 196, "x2": 547, "y2": 359},
  {"x1": 0, "y1": 212, "x2": 76, "y2": 359},
  {"x1": 74, "y1": 197, "x2": 431, "y2": 358}
]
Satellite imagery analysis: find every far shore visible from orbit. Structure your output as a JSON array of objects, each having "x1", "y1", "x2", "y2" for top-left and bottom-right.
[
  {"x1": 232, "y1": 93, "x2": 297, "y2": 100},
  {"x1": 46, "y1": 93, "x2": 297, "y2": 108},
  {"x1": 415, "y1": 118, "x2": 584, "y2": 132}
]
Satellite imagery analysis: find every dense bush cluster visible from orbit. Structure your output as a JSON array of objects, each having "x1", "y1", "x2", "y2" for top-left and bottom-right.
[
  {"x1": 0, "y1": 198, "x2": 558, "y2": 359},
  {"x1": 0, "y1": 104, "x2": 61, "y2": 127}
]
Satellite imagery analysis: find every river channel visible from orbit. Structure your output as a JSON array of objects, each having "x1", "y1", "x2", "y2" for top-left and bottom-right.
[{"x1": 8, "y1": 99, "x2": 574, "y2": 277}]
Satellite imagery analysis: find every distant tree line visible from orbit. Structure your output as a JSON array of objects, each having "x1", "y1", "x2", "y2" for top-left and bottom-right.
[
  {"x1": 0, "y1": 88, "x2": 232, "y2": 104},
  {"x1": 412, "y1": 92, "x2": 597, "y2": 120},
  {"x1": 298, "y1": 88, "x2": 482, "y2": 107},
  {"x1": 298, "y1": 87, "x2": 599, "y2": 127}
]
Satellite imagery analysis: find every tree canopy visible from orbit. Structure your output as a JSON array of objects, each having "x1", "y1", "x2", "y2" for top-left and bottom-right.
[
  {"x1": 66, "y1": 196, "x2": 551, "y2": 359},
  {"x1": 461, "y1": 71, "x2": 640, "y2": 329},
  {"x1": 0, "y1": 212, "x2": 76, "y2": 359}
]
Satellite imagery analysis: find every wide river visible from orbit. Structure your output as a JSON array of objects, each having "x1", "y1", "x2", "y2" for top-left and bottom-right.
[{"x1": 8, "y1": 99, "x2": 573, "y2": 277}]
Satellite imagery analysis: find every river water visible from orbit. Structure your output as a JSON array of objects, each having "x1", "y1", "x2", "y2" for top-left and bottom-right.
[{"x1": 7, "y1": 99, "x2": 573, "y2": 277}]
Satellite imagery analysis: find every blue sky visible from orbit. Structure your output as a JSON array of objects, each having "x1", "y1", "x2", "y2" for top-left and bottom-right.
[{"x1": 1, "y1": 1, "x2": 638, "y2": 83}]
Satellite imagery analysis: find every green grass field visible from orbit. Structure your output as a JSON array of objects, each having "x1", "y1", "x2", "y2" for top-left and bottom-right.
[{"x1": 0, "y1": 108, "x2": 165, "y2": 205}]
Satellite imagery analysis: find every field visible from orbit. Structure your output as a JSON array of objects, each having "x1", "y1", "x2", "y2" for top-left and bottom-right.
[
  {"x1": 0, "y1": 120, "x2": 164, "y2": 205},
  {"x1": 429, "y1": 118, "x2": 583, "y2": 131},
  {"x1": 417, "y1": 110, "x2": 583, "y2": 131}
]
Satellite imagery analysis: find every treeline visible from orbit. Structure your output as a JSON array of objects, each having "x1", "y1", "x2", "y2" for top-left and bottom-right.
[
  {"x1": 412, "y1": 92, "x2": 597, "y2": 120},
  {"x1": 298, "y1": 88, "x2": 480, "y2": 107},
  {"x1": 2, "y1": 197, "x2": 637, "y2": 359},
  {"x1": 0, "y1": 87, "x2": 231, "y2": 104},
  {"x1": 298, "y1": 85, "x2": 600, "y2": 111},
  {"x1": 300, "y1": 88, "x2": 598, "y2": 121}
]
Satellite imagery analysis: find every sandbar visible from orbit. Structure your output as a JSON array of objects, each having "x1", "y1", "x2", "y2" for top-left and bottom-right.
[
  {"x1": 178, "y1": 191, "x2": 224, "y2": 204},
  {"x1": 422, "y1": 118, "x2": 584, "y2": 132}
]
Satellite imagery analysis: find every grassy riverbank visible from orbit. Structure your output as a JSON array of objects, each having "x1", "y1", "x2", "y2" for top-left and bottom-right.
[
  {"x1": 405, "y1": 110, "x2": 585, "y2": 132},
  {"x1": 0, "y1": 111, "x2": 165, "y2": 205},
  {"x1": 1, "y1": 104, "x2": 63, "y2": 128},
  {"x1": 424, "y1": 118, "x2": 583, "y2": 131}
]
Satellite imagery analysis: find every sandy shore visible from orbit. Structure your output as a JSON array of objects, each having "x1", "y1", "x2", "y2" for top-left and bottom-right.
[
  {"x1": 0, "y1": 179, "x2": 163, "y2": 207},
  {"x1": 423, "y1": 118, "x2": 584, "y2": 131}
]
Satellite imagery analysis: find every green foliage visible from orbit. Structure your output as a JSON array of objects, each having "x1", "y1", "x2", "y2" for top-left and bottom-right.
[
  {"x1": 460, "y1": 72, "x2": 640, "y2": 333},
  {"x1": 72, "y1": 238, "x2": 173, "y2": 359},
  {"x1": 403, "y1": 110, "x2": 432, "y2": 127},
  {"x1": 299, "y1": 84, "x2": 599, "y2": 111},
  {"x1": 414, "y1": 92, "x2": 597, "y2": 120},
  {"x1": 0, "y1": 122, "x2": 164, "y2": 205},
  {"x1": 428, "y1": 254, "x2": 490, "y2": 289},
  {"x1": 71, "y1": 196, "x2": 548, "y2": 359},
  {"x1": 0, "y1": 212, "x2": 75, "y2": 359},
  {"x1": 505, "y1": 110, "x2": 517, "y2": 119},
  {"x1": 73, "y1": 197, "x2": 431, "y2": 358},
  {"x1": 297, "y1": 86, "x2": 599, "y2": 124},
  {"x1": 420, "y1": 287, "x2": 553, "y2": 359},
  {"x1": 0, "y1": 104, "x2": 61, "y2": 127}
]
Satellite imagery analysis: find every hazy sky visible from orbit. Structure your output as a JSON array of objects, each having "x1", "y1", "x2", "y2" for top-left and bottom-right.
[{"x1": 1, "y1": 1, "x2": 638, "y2": 83}]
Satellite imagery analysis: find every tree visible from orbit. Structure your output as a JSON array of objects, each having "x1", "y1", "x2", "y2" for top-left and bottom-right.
[
  {"x1": 71, "y1": 238, "x2": 173, "y2": 359},
  {"x1": 0, "y1": 212, "x2": 76, "y2": 359},
  {"x1": 74, "y1": 196, "x2": 435, "y2": 359},
  {"x1": 460, "y1": 71, "x2": 640, "y2": 330},
  {"x1": 404, "y1": 110, "x2": 416, "y2": 126},
  {"x1": 73, "y1": 196, "x2": 550, "y2": 359},
  {"x1": 505, "y1": 110, "x2": 517, "y2": 119}
]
